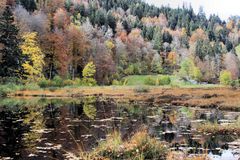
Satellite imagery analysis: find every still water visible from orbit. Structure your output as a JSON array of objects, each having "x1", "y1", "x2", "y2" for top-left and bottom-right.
[{"x1": 0, "y1": 97, "x2": 239, "y2": 159}]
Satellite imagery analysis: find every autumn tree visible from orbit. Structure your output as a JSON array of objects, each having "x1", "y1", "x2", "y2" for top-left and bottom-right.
[
  {"x1": 0, "y1": 6, "x2": 25, "y2": 78},
  {"x1": 224, "y1": 52, "x2": 240, "y2": 80},
  {"x1": 66, "y1": 24, "x2": 89, "y2": 79},
  {"x1": 167, "y1": 51, "x2": 177, "y2": 68},
  {"x1": 82, "y1": 61, "x2": 96, "y2": 86},
  {"x1": 53, "y1": 8, "x2": 70, "y2": 30},
  {"x1": 21, "y1": 32, "x2": 44, "y2": 82},
  {"x1": 41, "y1": 31, "x2": 68, "y2": 79},
  {"x1": 0, "y1": 0, "x2": 6, "y2": 15}
]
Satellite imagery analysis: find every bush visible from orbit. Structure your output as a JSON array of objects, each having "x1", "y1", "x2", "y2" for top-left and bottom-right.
[
  {"x1": 82, "y1": 78, "x2": 97, "y2": 86},
  {"x1": 112, "y1": 79, "x2": 122, "y2": 85},
  {"x1": 230, "y1": 80, "x2": 240, "y2": 88},
  {"x1": 52, "y1": 76, "x2": 63, "y2": 87},
  {"x1": 220, "y1": 70, "x2": 232, "y2": 85},
  {"x1": 63, "y1": 79, "x2": 75, "y2": 86},
  {"x1": 158, "y1": 75, "x2": 171, "y2": 85},
  {"x1": 0, "y1": 77, "x2": 21, "y2": 84},
  {"x1": 22, "y1": 83, "x2": 40, "y2": 90},
  {"x1": 134, "y1": 86, "x2": 150, "y2": 93},
  {"x1": 38, "y1": 79, "x2": 51, "y2": 88},
  {"x1": 144, "y1": 77, "x2": 157, "y2": 85},
  {"x1": 0, "y1": 86, "x2": 10, "y2": 97},
  {"x1": 124, "y1": 65, "x2": 135, "y2": 75}
]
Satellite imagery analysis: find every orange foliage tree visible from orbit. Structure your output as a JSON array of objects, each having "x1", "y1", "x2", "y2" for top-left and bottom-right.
[
  {"x1": 66, "y1": 24, "x2": 90, "y2": 78},
  {"x1": 53, "y1": 8, "x2": 70, "y2": 30}
]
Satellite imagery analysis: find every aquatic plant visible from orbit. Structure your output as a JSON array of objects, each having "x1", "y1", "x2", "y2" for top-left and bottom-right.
[{"x1": 84, "y1": 129, "x2": 167, "y2": 160}]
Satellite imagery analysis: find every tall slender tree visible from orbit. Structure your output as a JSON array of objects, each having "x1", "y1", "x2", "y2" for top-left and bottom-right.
[{"x1": 0, "y1": 6, "x2": 25, "y2": 78}]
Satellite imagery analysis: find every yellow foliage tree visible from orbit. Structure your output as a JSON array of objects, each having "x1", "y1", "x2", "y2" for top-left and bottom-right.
[
  {"x1": 105, "y1": 40, "x2": 115, "y2": 50},
  {"x1": 21, "y1": 32, "x2": 44, "y2": 82}
]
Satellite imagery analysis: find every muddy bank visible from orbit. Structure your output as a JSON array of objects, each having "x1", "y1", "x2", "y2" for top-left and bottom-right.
[{"x1": 11, "y1": 87, "x2": 240, "y2": 111}]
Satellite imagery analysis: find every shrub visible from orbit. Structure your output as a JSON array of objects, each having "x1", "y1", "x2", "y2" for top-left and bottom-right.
[
  {"x1": 230, "y1": 79, "x2": 240, "y2": 88},
  {"x1": 74, "y1": 78, "x2": 82, "y2": 86},
  {"x1": 82, "y1": 78, "x2": 97, "y2": 86},
  {"x1": 38, "y1": 79, "x2": 50, "y2": 88},
  {"x1": 158, "y1": 75, "x2": 171, "y2": 85},
  {"x1": 134, "y1": 86, "x2": 150, "y2": 93},
  {"x1": 0, "y1": 86, "x2": 10, "y2": 97},
  {"x1": 52, "y1": 76, "x2": 63, "y2": 87},
  {"x1": 63, "y1": 79, "x2": 75, "y2": 86},
  {"x1": 112, "y1": 79, "x2": 122, "y2": 85},
  {"x1": 124, "y1": 65, "x2": 134, "y2": 75},
  {"x1": 220, "y1": 70, "x2": 232, "y2": 85},
  {"x1": 0, "y1": 77, "x2": 21, "y2": 84},
  {"x1": 192, "y1": 67, "x2": 202, "y2": 82},
  {"x1": 23, "y1": 83, "x2": 40, "y2": 90},
  {"x1": 144, "y1": 77, "x2": 157, "y2": 85}
]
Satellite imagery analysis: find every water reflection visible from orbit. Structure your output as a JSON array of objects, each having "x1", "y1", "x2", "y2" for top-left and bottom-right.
[{"x1": 0, "y1": 98, "x2": 239, "y2": 159}]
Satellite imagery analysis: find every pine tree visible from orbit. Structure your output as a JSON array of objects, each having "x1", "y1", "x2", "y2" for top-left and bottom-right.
[
  {"x1": 0, "y1": 6, "x2": 25, "y2": 78},
  {"x1": 153, "y1": 27, "x2": 163, "y2": 52}
]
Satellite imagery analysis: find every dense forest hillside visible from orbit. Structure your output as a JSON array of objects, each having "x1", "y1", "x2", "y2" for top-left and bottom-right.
[{"x1": 1, "y1": 0, "x2": 240, "y2": 85}]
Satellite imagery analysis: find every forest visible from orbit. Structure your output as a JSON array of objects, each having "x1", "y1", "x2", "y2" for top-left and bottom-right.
[{"x1": 0, "y1": 0, "x2": 240, "y2": 88}]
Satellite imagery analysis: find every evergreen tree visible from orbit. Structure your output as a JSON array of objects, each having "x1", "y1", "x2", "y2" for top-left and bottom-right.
[
  {"x1": 0, "y1": 6, "x2": 25, "y2": 78},
  {"x1": 153, "y1": 27, "x2": 163, "y2": 52}
]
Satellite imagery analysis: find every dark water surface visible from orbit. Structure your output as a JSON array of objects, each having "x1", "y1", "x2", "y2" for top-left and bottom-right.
[{"x1": 0, "y1": 97, "x2": 239, "y2": 159}]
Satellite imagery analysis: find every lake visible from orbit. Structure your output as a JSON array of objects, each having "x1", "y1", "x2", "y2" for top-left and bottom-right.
[{"x1": 0, "y1": 97, "x2": 239, "y2": 160}]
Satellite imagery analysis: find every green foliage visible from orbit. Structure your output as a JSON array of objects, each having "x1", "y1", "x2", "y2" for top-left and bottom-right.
[
  {"x1": 230, "y1": 80, "x2": 240, "y2": 88},
  {"x1": 153, "y1": 27, "x2": 163, "y2": 52},
  {"x1": 158, "y1": 75, "x2": 171, "y2": 85},
  {"x1": 192, "y1": 67, "x2": 203, "y2": 82},
  {"x1": 0, "y1": 6, "x2": 25, "y2": 78},
  {"x1": 151, "y1": 54, "x2": 163, "y2": 74},
  {"x1": 124, "y1": 64, "x2": 142, "y2": 75},
  {"x1": 52, "y1": 76, "x2": 64, "y2": 87},
  {"x1": 179, "y1": 58, "x2": 202, "y2": 82},
  {"x1": 144, "y1": 77, "x2": 157, "y2": 85},
  {"x1": 112, "y1": 79, "x2": 122, "y2": 86},
  {"x1": 63, "y1": 79, "x2": 75, "y2": 86},
  {"x1": 179, "y1": 58, "x2": 194, "y2": 78},
  {"x1": 38, "y1": 79, "x2": 50, "y2": 88},
  {"x1": 220, "y1": 70, "x2": 232, "y2": 85}
]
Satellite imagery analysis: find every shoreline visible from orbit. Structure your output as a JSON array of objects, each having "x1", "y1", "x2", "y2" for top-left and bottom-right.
[{"x1": 8, "y1": 86, "x2": 240, "y2": 111}]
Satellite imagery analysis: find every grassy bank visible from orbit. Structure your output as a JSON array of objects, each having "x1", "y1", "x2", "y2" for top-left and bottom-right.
[{"x1": 4, "y1": 85, "x2": 239, "y2": 111}]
